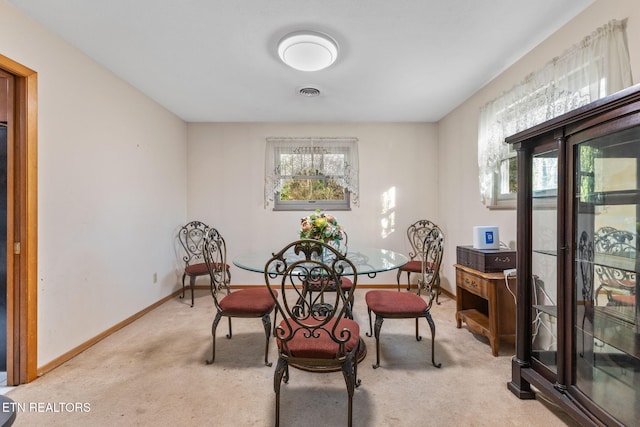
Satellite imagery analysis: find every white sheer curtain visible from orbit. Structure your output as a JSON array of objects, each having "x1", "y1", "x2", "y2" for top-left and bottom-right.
[
  {"x1": 478, "y1": 19, "x2": 633, "y2": 205},
  {"x1": 264, "y1": 137, "x2": 359, "y2": 208}
]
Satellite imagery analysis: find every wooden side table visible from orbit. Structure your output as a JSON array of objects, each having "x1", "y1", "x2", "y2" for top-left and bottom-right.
[{"x1": 454, "y1": 264, "x2": 516, "y2": 356}]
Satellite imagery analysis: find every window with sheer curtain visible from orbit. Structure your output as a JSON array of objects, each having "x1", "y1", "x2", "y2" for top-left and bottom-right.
[
  {"x1": 264, "y1": 137, "x2": 359, "y2": 210},
  {"x1": 478, "y1": 19, "x2": 633, "y2": 207}
]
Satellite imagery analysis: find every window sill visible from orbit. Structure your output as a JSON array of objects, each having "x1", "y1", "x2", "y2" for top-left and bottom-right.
[{"x1": 486, "y1": 204, "x2": 516, "y2": 211}]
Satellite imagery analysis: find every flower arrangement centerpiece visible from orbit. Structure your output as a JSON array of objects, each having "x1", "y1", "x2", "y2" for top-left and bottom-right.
[{"x1": 299, "y1": 209, "x2": 344, "y2": 244}]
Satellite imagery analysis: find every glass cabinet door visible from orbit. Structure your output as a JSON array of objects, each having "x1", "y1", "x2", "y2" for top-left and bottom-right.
[
  {"x1": 531, "y1": 149, "x2": 559, "y2": 374},
  {"x1": 573, "y1": 125, "x2": 640, "y2": 426}
]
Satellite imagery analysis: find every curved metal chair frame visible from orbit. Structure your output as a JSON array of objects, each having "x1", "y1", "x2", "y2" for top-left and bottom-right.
[
  {"x1": 367, "y1": 226, "x2": 444, "y2": 369},
  {"x1": 593, "y1": 226, "x2": 636, "y2": 306},
  {"x1": 396, "y1": 219, "x2": 442, "y2": 304},
  {"x1": 178, "y1": 220, "x2": 231, "y2": 307},
  {"x1": 265, "y1": 239, "x2": 361, "y2": 427},
  {"x1": 302, "y1": 232, "x2": 356, "y2": 317},
  {"x1": 203, "y1": 227, "x2": 276, "y2": 366}
]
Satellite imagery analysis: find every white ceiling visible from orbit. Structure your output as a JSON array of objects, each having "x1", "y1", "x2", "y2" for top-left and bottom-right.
[{"x1": 8, "y1": 0, "x2": 595, "y2": 122}]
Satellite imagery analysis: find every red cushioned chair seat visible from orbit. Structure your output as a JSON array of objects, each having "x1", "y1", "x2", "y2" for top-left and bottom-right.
[
  {"x1": 602, "y1": 278, "x2": 635, "y2": 290},
  {"x1": 610, "y1": 293, "x2": 635, "y2": 306},
  {"x1": 340, "y1": 277, "x2": 354, "y2": 290},
  {"x1": 400, "y1": 261, "x2": 437, "y2": 274},
  {"x1": 276, "y1": 317, "x2": 360, "y2": 359},
  {"x1": 399, "y1": 260, "x2": 422, "y2": 273},
  {"x1": 185, "y1": 262, "x2": 229, "y2": 276},
  {"x1": 219, "y1": 288, "x2": 277, "y2": 313},
  {"x1": 365, "y1": 290, "x2": 428, "y2": 316}
]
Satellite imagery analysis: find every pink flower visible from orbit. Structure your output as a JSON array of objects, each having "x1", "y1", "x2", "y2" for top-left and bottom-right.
[{"x1": 301, "y1": 219, "x2": 314, "y2": 232}]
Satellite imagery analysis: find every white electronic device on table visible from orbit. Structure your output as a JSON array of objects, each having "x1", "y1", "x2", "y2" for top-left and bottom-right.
[{"x1": 472, "y1": 226, "x2": 500, "y2": 250}]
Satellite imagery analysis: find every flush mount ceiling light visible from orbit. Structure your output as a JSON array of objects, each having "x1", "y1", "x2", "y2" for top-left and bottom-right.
[{"x1": 278, "y1": 31, "x2": 339, "y2": 72}]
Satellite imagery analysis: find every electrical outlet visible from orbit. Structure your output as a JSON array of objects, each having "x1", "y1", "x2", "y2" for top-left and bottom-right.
[{"x1": 153, "y1": 272, "x2": 158, "y2": 283}]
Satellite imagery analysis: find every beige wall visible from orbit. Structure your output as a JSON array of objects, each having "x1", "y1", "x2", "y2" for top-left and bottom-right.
[
  {"x1": 187, "y1": 122, "x2": 438, "y2": 285},
  {"x1": 437, "y1": 0, "x2": 640, "y2": 294},
  {"x1": 0, "y1": 1, "x2": 188, "y2": 366}
]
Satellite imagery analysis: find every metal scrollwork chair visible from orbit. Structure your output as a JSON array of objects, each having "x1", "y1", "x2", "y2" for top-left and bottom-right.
[
  {"x1": 178, "y1": 220, "x2": 230, "y2": 307},
  {"x1": 366, "y1": 226, "x2": 444, "y2": 369},
  {"x1": 593, "y1": 226, "x2": 636, "y2": 307},
  {"x1": 396, "y1": 219, "x2": 442, "y2": 304},
  {"x1": 265, "y1": 239, "x2": 362, "y2": 427},
  {"x1": 303, "y1": 232, "x2": 355, "y2": 317},
  {"x1": 203, "y1": 227, "x2": 276, "y2": 366}
]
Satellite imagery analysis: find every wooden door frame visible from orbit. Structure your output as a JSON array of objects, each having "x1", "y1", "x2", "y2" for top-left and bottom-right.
[{"x1": 0, "y1": 54, "x2": 38, "y2": 385}]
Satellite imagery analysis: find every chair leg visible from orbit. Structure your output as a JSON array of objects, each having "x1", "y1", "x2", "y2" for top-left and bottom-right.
[
  {"x1": 345, "y1": 289, "x2": 355, "y2": 319},
  {"x1": 180, "y1": 272, "x2": 187, "y2": 299},
  {"x1": 226, "y1": 317, "x2": 232, "y2": 339},
  {"x1": 353, "y1": 340, "x2": 361, "y2": 389},
  {"x1": 415, "y1": 318, "x2": 422, "y2": 341},
  {"x1": 274, "y1": 358, "x2": 288, "y2": 427},
  {"x1": 206, "y1": 312, "x2": 223, "y2": 365},
  {"x1": 342, "y1": 344, "x2": 361, "y2": 386},
  {"x1": 424, "y1": 311, "x2": 441, "y2": 368},
  {"x1": 341, "y1": 351, "x2": 358, "y2": 427},
  {"x1": 347, "y1": 390, "x2": 353, "y2": 427},
  {"x1": 261, "y1": 313, "x2": 272, "y2": 367},
  {"x1": 189, "y1": 275, "x2": 196, "y2": 307},
  {"x1": 366, "y1": 307, "x2": 374, "y2": 338},
  {"x1": 372, "y1": 315, "x2": 384, "y2": 369}
]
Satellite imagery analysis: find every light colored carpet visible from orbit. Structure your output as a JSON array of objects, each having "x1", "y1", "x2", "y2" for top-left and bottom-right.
[{"x1": 6, "y1": 288, "x2": 578, "y2": 426}]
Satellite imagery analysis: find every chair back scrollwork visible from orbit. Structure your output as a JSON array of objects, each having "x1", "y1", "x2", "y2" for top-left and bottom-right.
[
  {"x1": 178, "y1": 220, "x2": 209, "y2": 267},
  {"x1": 264, "y1": 239, "x2": 358, "y2": 360},
  {"x1": 406, "y1": 219, "x2": 438, "y2": 263},
  {"x1": 593, "y1": 227, "x2": 636, "y2": 307},
  {"x1": 594, "y1": 226, "x2": 636, "y2": 256},
  {"x1": 397, "y1": 219, "x2": 443, "y2": 303},
  {"x1": 417, "y1": 227, "x2": 445, "y2": 306},
  {"x1": 202, "y1": 227, "x2": 230, "y2": 310}
]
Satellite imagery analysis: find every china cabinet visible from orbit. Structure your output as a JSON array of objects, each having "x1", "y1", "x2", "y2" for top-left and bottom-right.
[{"x1": 506, "y1": 84, "x2": 640, "y2": 426}]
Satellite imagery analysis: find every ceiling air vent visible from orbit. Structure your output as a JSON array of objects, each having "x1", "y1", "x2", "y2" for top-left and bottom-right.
[{"x1": 298, "y1": 87, "x2": 321, "y2": 97}]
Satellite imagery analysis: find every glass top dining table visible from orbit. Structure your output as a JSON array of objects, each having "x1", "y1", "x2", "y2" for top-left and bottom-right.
[{"x1": 233, "y1": 246, "x2": 409, "y2": 277}]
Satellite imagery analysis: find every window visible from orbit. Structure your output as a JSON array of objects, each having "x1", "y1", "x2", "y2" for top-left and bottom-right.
[
  {"x1": 478, "y1": 19, "x2": 632, "y2": 208},
  {"x1": 264, "y1": 137, "x2": 359, "y2": 211},
  {"x1": 494, "y1": 148, "x2": 517, "y2": 204}
]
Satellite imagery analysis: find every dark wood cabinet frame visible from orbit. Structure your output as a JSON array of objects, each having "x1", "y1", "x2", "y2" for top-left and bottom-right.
[{"x1": 506, "y1": 84, "x2": 640, "y2": 427}]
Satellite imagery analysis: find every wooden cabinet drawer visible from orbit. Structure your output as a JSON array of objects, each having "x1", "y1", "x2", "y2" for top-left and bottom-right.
[{"x1": 456, "y1": 269, "x2": 489, "y2": 299}]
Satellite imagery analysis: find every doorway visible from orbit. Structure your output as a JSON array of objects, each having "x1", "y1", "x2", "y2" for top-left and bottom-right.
[
  {"x1": 0, "y1": 55, "x2": 38, "y2": 386},
  {"x1": 0, "y1": 120, "x2": 6, "y2": 378},
  {"x1": 1, "y1": 72, "x2": 9, "y2": 384}
]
